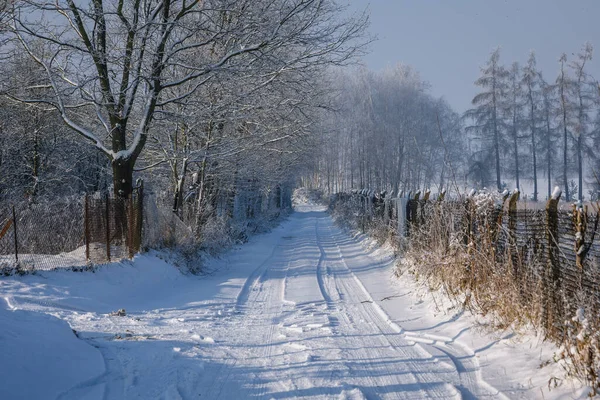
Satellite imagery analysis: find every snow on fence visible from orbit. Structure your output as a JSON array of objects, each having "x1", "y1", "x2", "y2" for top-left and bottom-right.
[
  {"x1": 0, "y1": 184, "x2": 144, "y2": 274},
  {"x1": 330, "y1": 189, "x2": 600, "y2": 339}
]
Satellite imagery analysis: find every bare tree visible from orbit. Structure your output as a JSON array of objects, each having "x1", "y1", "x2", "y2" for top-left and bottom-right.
[{"x1": 4, "y1": 0, "x2": 367, "y2": 198}]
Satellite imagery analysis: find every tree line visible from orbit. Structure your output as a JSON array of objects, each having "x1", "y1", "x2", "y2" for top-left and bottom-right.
[
  {"x1": 308, "y1": 65, "x2": 466, "y2": 196},
  {"x1": 468, "y1": 45, "x2": 599, "y2": 202},
  {"x1": 312, "y1": 45, "x2": 600, "y2": 202}
]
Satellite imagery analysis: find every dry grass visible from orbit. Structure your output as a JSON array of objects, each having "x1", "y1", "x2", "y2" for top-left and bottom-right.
[{"x1": 331, "y1": 192, "x2": 600, "y2": 395}]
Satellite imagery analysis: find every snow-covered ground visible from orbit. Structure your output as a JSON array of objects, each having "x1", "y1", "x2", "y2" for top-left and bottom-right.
[{"x1": 0, "y1": 203, "x2": 587, "y2": 399}]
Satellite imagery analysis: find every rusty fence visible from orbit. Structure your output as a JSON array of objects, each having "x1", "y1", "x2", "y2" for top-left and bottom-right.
[
  {"x1": 0, "y1": 185, "x2": 143, "y2": 274},
  {"x1": 331, "y1": 189, "x2": 600, "y2": 338}
]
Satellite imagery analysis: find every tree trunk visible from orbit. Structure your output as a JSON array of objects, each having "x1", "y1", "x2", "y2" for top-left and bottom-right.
[
  {"x1": 493, "y1": 84, "x2": 501, "y2": 191},
  {"x1": 577, "y1": 135, "x2": 583, "y2": 200},
  {"x1": 559, "y1": 67, "x2": 570, "y2": 202},
  {"x1": 112, "y1": 157, "x2": 134, "y2": 198},
  {"x1": 513, "y1": 124, "x2": 520, "y2": 191},
  {"x1": 172, "y1": 159, "x2": 188, "y2": 217},
  {"x1": 529, "y1": 95, "x2": 538, "y2": 201},
  {"x1": 32, "y1": 127, "x2": 40, "y2": 198},
  {"x1": 494, "y1": 119, "x2": 501, "y2": 191},
  {"x1": 562, "y1": 115, "x2": 569, "y2": 202}
]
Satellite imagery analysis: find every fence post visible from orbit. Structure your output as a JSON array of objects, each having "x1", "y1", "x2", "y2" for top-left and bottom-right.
[
  {"x1": 422, "y1": 190, "x2": 431, "y2": 201},
  {"x1": 420, "y1": 189, "x2": 430, "y2": 225},
  {"x1": 397, "y1": 196, "x2": 407, "y2": 240},
  {"x1": 105, "y1": 193, "x2": 111, "y2": 262},
  {"x1": 84, "y1": 194, "x2": 90, "y2": 262},
  {"x1": 463, "y1": 192, "x2": 473, "y2": 247},
  {"x1": 508, "y1": 190, "x2": 520, "y2": 277},
  {"x1": 574, "y1": 202, "x2": 587, "y2": 270},
  {"x1": 12, "y1": 205, "x2": 18, "y2": 264},
  {"x1": 437, "y1": 189, "x2": 446, "y2": 202},
  {"x1": 411, "y1": 191, "x2": 420, "y2": 230},
  {"x1": 545, "y1": 187, "x2": 561, "y2": 337},
  {"x1": 128, "y1": 193, "x2": 135, "y2": 259},
  {"x1": 383, "y1": 197, "x2": 390, "y2": 226}
]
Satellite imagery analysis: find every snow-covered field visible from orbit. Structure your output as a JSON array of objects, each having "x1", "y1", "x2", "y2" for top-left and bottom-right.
[{"x1": 0, "y1": 203, "x2": 587, "y2": 399}]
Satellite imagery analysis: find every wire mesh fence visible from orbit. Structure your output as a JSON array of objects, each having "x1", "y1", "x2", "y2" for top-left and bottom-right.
[
  {"x1": 332, "y1": 190, "x2": 600, "y2": 339},
  {"x1": 0, "y1": 185, "x2": 144, "y2": 274}
]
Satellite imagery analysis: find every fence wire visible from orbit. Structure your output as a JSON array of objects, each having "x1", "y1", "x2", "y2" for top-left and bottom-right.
[
  {"x1": 1, "y1": 187, "x2": 143, "y2": 273},
  {"x1": 333, "y1": 192, "x2": 600, "y2": 339}
]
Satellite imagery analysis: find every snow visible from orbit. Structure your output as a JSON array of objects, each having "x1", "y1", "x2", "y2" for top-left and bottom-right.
[
  {"x1": 0, "y1": 302, "x2": 104, "y2": 400},
  {"x1": 552, "y1": 186, "x2": 563, "y2": 200},
  {"x1": 0, "y1": 202, "x2": 588, "y2": 399}
]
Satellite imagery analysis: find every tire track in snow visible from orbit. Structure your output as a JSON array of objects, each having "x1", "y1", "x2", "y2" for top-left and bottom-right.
[
  {"x1": 315, "y1": 215, "x2": 450, "y2": 399},
  {"x1": 208, "y1": 232, "x2": 295, "y2": 399},
  {"x1": 324, "y1": 217, "x2": 507, "y2": 399},
  {"x1": 317, "y1": 218, "x2": 454, "y2": 399},
  {"x1": 235, "y1": 235, "x2": 284, "y2": 312}
]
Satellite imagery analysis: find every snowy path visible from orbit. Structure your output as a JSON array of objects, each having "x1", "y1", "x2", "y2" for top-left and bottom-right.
[{"x1": 0, "y1": 206, "x2": 582, "y2": 399}]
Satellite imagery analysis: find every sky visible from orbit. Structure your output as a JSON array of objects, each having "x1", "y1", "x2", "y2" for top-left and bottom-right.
[{"x1": 346, "y1": 0, "x2": 600, "y2": 113}]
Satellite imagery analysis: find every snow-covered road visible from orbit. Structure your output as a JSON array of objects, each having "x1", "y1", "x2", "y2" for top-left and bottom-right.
[
  {"x1": 196, "y1": 208, "x2": 503, "y2": 399},
  {"x1": 0, "y1": 206, "x2": 583, "y2": 399}
]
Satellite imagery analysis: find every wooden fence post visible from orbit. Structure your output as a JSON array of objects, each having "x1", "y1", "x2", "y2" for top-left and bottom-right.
[
  {"x1": 383, "y1": 197, "x2": 390, "y2": 226},
  {"x1": 12, "y1": 205, "x2": 18, "y2": 264},
  {"x1": 464, "y1": 192, "x2": 474, "y2": 247},
  {"x1": 406, "y1": 191, "x2": 420, "y2": 238},
  {"x1": 435, "y1": 190, "x2": 449, "y2": 252},
  {"x1": 412, "y1": 191, "x2": 420, "y2": 229},
  {"x1": 420, "y1": 189, "x2": 431, "y2": 226},
  {"x1": 397, "y1": 196, "x2": 408, "y2": 240},
  {"x1": 422, "y1": 190, "x2": 431, "y2": 201},
  {"x1": 437, "y1": 189, "x2": 446, "y2": 202},
  {"x1": 508, "y1": 190, "x2": 520, "y2": 277},
  {"x1": 574, "y1": 202, "x2": 587, "y2": 270},
  {"x1": 105, "y1": 193, "x2": 111, "y2": 262},
  {"x1": 545, "y1": 186, "x2": 562, "y2": 336},
  {"x1": 84, "y1": 194, "x2": 90, "y2": 262}
]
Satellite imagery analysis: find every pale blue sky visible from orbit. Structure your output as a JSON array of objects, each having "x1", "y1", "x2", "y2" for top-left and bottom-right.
[{"x1": 347, "y1": 0, "x2": 599, "y2": 112}]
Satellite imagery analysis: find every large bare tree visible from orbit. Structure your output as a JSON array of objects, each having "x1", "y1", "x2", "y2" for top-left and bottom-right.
[{"x1": 3, "y1": 0, "x2": 367, "y2": 197}]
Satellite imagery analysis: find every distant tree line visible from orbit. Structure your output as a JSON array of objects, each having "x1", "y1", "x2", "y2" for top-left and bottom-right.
[
  {"x1": 311, "y1": 44, "x2": 600, "y2": 202},
  {"x1": 306, "y1": 65, "x2": 465, "y2": 195},
  {"x1": 467, "y1": 45, "x2": 599, "y2": 202}
]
